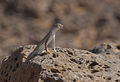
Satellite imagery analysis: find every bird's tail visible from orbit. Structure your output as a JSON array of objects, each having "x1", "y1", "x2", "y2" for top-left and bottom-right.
[{"x1": 25, "y1": 39, "x2": 45, "y2": 62}]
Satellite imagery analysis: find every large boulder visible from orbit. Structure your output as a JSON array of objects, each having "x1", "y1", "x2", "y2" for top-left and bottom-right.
[{"x1": 0, "y1": 43, "x2": 120, "y2": 82}]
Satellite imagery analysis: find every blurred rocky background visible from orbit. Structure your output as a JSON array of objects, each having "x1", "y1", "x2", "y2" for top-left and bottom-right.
[{"x1": 0, "y1": 0, "x2": 120, "y2": 64}]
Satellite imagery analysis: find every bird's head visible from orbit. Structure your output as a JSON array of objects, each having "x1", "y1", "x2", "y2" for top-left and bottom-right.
[{"x1": 53, "y1": 23, "x2": 63, "y2": 32}]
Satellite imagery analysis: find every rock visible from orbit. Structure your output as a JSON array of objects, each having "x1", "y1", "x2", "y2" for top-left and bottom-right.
[
  {"x1": 0, "y1": 44, "x2": 120, "y2": 82},
  {"x1": 90, "y1": 42, "x2": 120, "y2": 54}
]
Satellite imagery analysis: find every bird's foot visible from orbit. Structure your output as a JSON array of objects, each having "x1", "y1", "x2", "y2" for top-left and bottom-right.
[
  {"x1": 53, "y1": 48, "x2": 57, "y2": 52},
  {"x1": 46, "y1": 49, "x2": 51, "y2": 54}
]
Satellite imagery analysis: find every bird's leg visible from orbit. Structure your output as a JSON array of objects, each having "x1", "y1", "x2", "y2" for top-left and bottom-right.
[
  {"x1": 46, "y1": 48, "x2": 51, "y2": 54},
  {"x1": 53, "y1": 34, "x2": 56, "y2": 52},
  {"x1": 45, "y1": 37, "x2": 52, "y2": 54},
  {"x1": 45, "y1": 43, "x2": 50, "y2": 54}
]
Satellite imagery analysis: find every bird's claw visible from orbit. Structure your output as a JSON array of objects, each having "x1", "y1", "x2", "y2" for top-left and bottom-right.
[
  {"x1": 53, "y1": 49, "x2": 57, "y2": 52},
  {"x1": 46, "y1": 49, "x2": 51, "y2": 54}
]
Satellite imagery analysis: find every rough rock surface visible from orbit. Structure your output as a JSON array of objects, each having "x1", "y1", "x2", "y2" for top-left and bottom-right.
[
  {"x1": 0, "y1": 43, "x2": 120, "y2": 82},
  {"x1": 90, "y1": 42, "x2": 120, "y2": 54}
]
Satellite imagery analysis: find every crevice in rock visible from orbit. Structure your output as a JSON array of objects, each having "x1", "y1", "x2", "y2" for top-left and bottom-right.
[{"x1": 51, "y1": 68, "x2": 60, "y2": 73}]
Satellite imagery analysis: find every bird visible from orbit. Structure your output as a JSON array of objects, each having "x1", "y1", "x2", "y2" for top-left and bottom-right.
[{"x1": 25, "y1": 23, "x2": 63, "y2": 62}]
